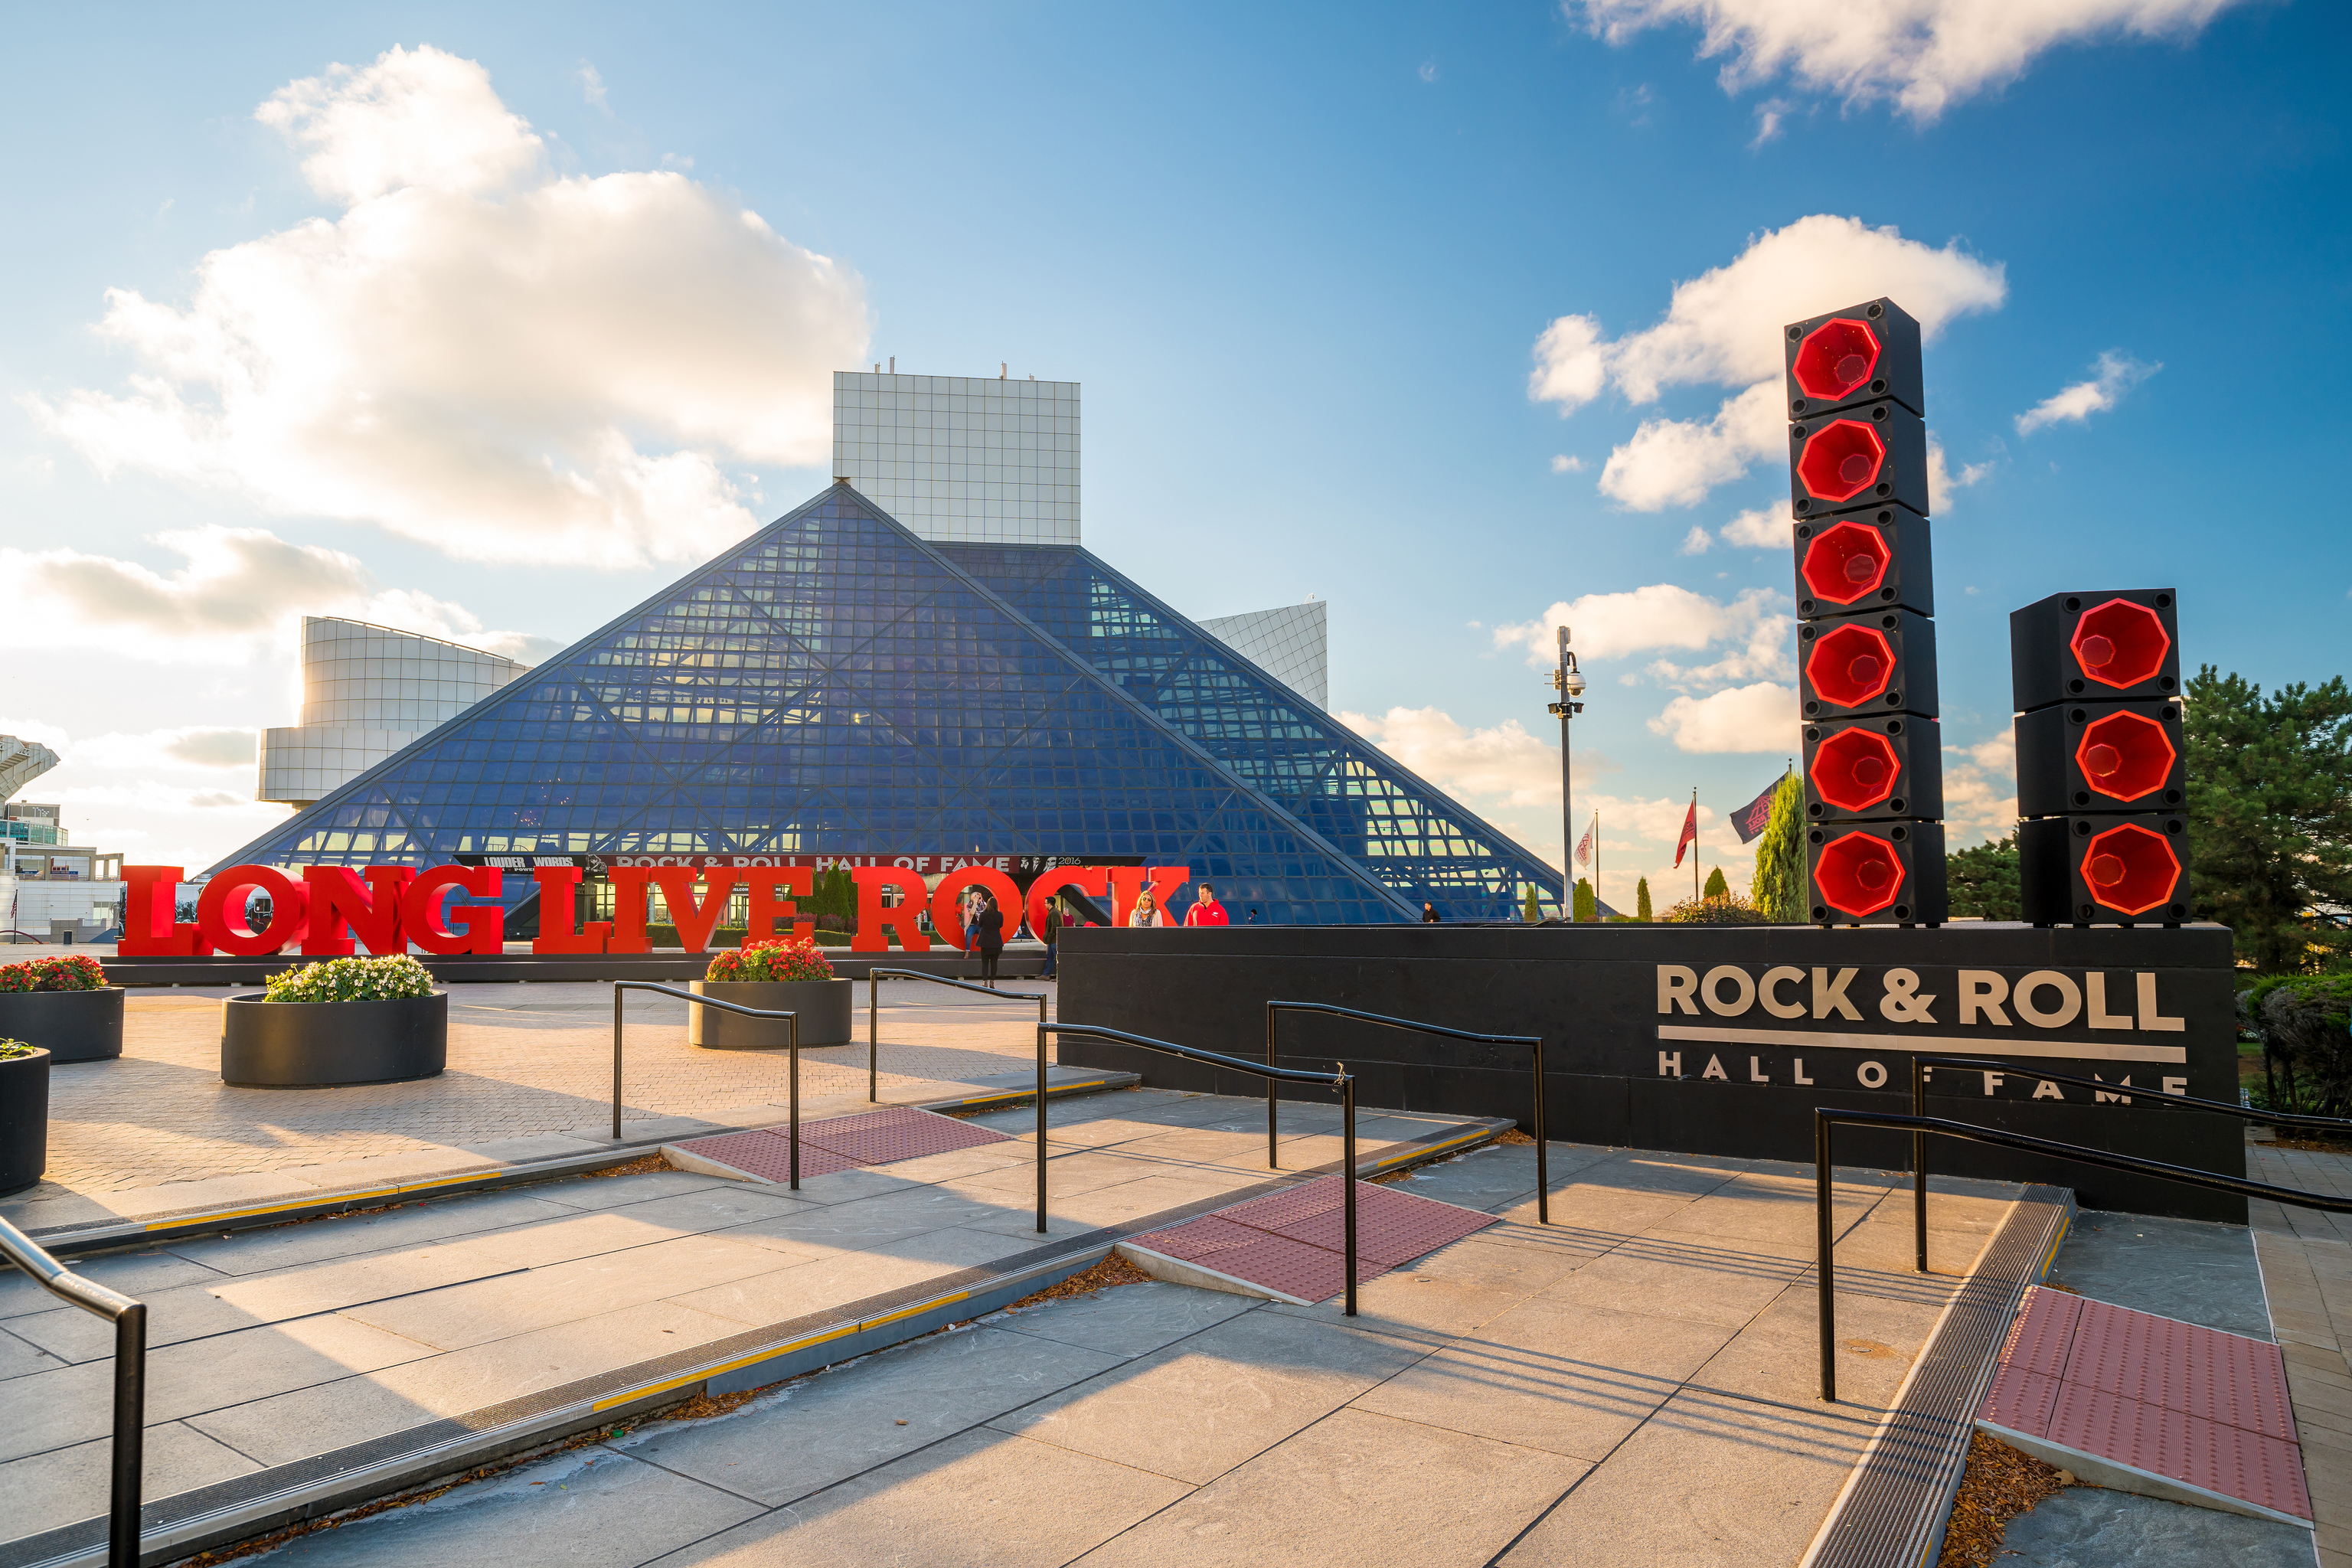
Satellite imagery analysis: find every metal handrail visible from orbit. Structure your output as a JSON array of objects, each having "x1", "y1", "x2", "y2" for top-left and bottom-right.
[
  {"x1": 612, "y1": 982, "x2": 801, "y2": 1184},
  {"x1": 0, "y1": 1214, "x2": 144, "y2": 1565},
  {"x1": 868, "y1": 969, "x2": 1048, "y2": 1103},
  {"x1": 1811, "y1": 1106, "x2": 2352, "y2": 1402},
  {"x1": 1040, "y1": 1023, "x2": 1362, "y2": 1315},
  {"x1": 1267, "y1": 1001, "x2": 1548, "y2": 1223},
  {"x1": 1905, "y1": 1054, "x2": 2352, "y2": 1273}
]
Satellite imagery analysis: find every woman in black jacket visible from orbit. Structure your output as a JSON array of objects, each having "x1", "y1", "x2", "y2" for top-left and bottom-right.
[{"x1": 975, "y1": 893, "x2": 1006, "y2": 987}]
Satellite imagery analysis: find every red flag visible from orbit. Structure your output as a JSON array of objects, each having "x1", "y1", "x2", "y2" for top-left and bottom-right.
[
  {"x1": 1573, "y1": 822, "x2": 1593, "y2": 868},
  {"x1": 1673, "y1": 799, "x2": 1699, "y2": 868}
]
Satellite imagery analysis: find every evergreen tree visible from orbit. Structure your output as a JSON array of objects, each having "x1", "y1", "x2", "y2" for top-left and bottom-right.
[
  {"x1": 1702, "y1": 865, "x2": 1729, "y2": 901},
  {"x1": 1635, "y1": 876, "x2": 1652, "y2": 921},
  {"x1": 1948, "y1": 836, "x2": 2020, "y2": 920},
  {"x1": 1523, "y1": 884, "x2": 1543, "y2": 923},
  {"x1": 1573, "y1": 877, "x2": 1596, "y2": 922},
  {"x1": 2186, "y1": 666, "x2": 2352, "y2": 972},
  {"x1": 1750, "y1": 771, "x2": 1806, "y2": 923}
]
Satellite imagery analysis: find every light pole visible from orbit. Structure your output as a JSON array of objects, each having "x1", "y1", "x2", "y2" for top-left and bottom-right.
[{"x1": 1547, "y1": 626, "x2": 1586, "y2": 920}]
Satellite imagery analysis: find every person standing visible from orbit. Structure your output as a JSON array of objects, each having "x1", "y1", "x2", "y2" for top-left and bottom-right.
[
  {"x1": 1184, "y1": 883, "x2": 1229, "y2": 926},
  {"x1": 1125, "y1": 890, "x2": 1165, "y2": 927},
  {"x1": 974, "y1": 893, "x2": 1006, "y2": 987},
  {"x1": 1421, "y1": 902, "x2": 1440, "y2": 923},
  {"x1": 1040, "y1": 897, "x2": 1062, "y2": 979}
]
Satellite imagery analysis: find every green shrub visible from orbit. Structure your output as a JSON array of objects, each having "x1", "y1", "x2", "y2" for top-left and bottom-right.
[
  {"x1": 264, "y1": 954, "x2": 436, "y2": 1003},
  {"x1": 707, "y1": 936, "x2": 835, "y2": 983},
  {"x1": 1635, "y1": 877, "x2": 1653, "y2": 922},
  {"x1": 2243, "y1": 973, "x2": 2352, "y2": 1117},
  {"x1": 0, "y1": 1038, "x2": 35, "y2": 1060},
  {"x1": 1664, "y1": 895, "x2": 1772, "y2": 926}
]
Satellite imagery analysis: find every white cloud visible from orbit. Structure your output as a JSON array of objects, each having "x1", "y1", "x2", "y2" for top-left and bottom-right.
[
  {"x1": 2014, "y1": 351, "x2": 2161, "y2": 434},
  {"x1": 577, "y1": 62, "x2": 611, "y2": 113},
  {"x1": 1530, "y1": 216, "x2": 2007, "y2": 511},
  {"x1": 0, "y1": 714, "x2": 293, "y2": 871},
  {"x1": 1493, "y1": 583, "x2": 1785, "y2": 670},
  {"x1": 1942, "y1": 727, "x2": 2019, "y2": 845},
  {"x1": 1340, "y1": 706, "x2": 1619, "y2": 812},
  {"x1": 1569, "y1": 0, "x2": 2252, "y2": 123},
  {"x1": 0, "y1": 525, "x2": 557, "y2": 665},
  {"x1": 1419, "y1": 60, "x2": 1439, "y2": 83},
  {"x1": 1927, "y1": 437, "x2": 1993, "y2": 508},
  {"x1": 1550, "y1": 453, "x2": 1585, "y2": 474},
  {"x1": 1648, "y1": 681, "x2": 1798, "y2": 753},
  {"x1": 161, "y1": 728, "x2": 261, "y2": 769},
  {"x1": 31, "y1": 44, "x2": 871, "y2": 570},
  {"x1": 1749, "y1": 97, "x2": 1796, "y2": 145},
  {"x1": 1677, "y1": 525, "x2": 1713, "y2": 556},
  {"x1": 1720, "y1": 505, "x2": 1789, "y2": 549}
]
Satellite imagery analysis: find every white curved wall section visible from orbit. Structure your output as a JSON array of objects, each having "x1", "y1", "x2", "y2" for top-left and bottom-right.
[{"x1": 257, "y1": 618, "x2": 529, "y2": 807}]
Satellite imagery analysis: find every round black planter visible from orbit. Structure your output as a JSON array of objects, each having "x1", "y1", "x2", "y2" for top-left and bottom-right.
[
  {"x1": 690, "y1": 978, "x2": 854, "y2": 1049},
  {"x1": 220, "y1": 993, "x2": 449, "y2": 1087},
  {"x1": 0, "y1": 1047, "x2": 49, "y2": 1196},
  {"x1": 0, "y1": 987, "x2": 125, "y2": 1063}
]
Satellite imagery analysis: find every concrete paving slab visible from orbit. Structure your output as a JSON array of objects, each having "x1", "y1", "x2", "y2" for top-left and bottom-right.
[
  {"x1": 359, "y1": 1299, "x2": 756, "y2": 1421},
  {"x1": 1500, "y1": 1387, "x2": 1880, "y2": 1566},
  {"x1": 670, "y1": 1229, "x2": 1034, "y2": 1327},
  {"x1": 0, "y1": 1324, "x2": 71, "y2": 1380},
  {"x1": 1536, "y1": 1236, "x2": 1803, "y2": 1328},
  {"x1": 454, "y1": 1134, "x2": 609, "y2": 1165},
  {"x1": 989, "y1": 1308, "x2": 1425, "y2": 1485},
  {"x1": 170, "y1": 1188, "x2": 584, "y2": 1276},
  {"x1": 248, "y1": 1446, "x2": 763, "y2": 1566},
  {"x1": 0, "y1": 1419, "x2": 263, "y2": 1541},
  {"x1": 534, "y1": 1169, "x2": 731, "y2": 1212},
  {"x1": 1355, "y1": 1299, "x2": 1737, "y2": 1462},
  {"x1": 560, "y1": 1183, "x2": 815, "y2": 1236},
  {"x1": 626, "y1": 1324, "x2": 1124, "y2": 1506},
  {"x1": 1560, "y1": 1150, "x2": 1759, "y2": 1198},
  {"x1": 990, "y1": 1171, "x2": 1259, "y2": 1235},
  {"x1": 1077, "y1": 1406, "x2": 1586, "y2": 1568},
  {"x1": 1690, "y1": 1281, "x2": 1952, "y2": 1411},
  {"x1": 0, "y1": 1247, "x2": 227, "y2": 1319},
  {"x1": 2050, "y1": 1210, "x2": 2273, "y2": 1340},
  {"x1": 642, "y1": 1426, "x2": 1189, "y2": 1568},
  {"x1": 1992, "y1": 1483, "x2": 2317, "y2": 1566},
  {"x1": 991, "y1": 1279, "x2": 1255, "y2": 1358},
  {"x1": 1267, "y1": 1234, "x2": 1589, "y2": 1343},
  {"x1": 92, "y1": 1171, "x2": 322, "y2": 1220}
]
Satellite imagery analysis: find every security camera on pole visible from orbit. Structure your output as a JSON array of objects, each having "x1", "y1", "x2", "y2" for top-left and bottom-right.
[{"x1": 1547, "y1": 626, "x2": 1586, "y2": 920}]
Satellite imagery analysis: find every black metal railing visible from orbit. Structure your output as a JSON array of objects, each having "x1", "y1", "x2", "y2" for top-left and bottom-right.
[
  {"x1": 868, "y1": 970, "x2": 1048, "y2": 1103},
  {"x1": 1811, "y1": 1106, "x2": 2352, "y2": 1402},
  {"x1": 612, "y1": 982, "x2": 801, "y2": 1183},
  {"x1": 1039, "y1": 1023, "x2": 1363, "y2": 1315},
  {"x1": 1266, "y1": 1001, "x2": 1548, "y2": 1224},
  {"x1": 1903, "y1": 1054, "x2": 2352, "y2": 1274},
  {"x1": 0, "y1": 1214, "x2": 145, "y2": 1566}
]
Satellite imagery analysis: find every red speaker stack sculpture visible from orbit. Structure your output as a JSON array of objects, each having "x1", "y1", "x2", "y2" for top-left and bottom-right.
[
  {"x1": 1786, "y1": 299, "x2": 1949, "y2": 925},
  {"x1": 2011, "y1": 590, "x2": 2191, "y2": 925}
]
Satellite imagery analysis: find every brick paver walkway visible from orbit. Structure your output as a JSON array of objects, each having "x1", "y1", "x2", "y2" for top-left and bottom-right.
[
  {"x1": 34, "y1": 982, "x2": 1056, "y2": 1194},
  {"x1": 2248, "y1": 1139, "x2": 2352, "y2": 1568}
]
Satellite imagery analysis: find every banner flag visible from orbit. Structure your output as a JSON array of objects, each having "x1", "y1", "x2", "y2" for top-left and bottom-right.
[
  {"x1": 1730, "y1": 772, "x2": 1786, "y2": 844},
  {"x1": 1673, "y1": 798, "x2": 1699, "y2": 868}
]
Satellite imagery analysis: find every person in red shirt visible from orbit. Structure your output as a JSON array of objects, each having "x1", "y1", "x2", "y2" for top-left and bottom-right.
[{"x1": 1184, "y1": 884, "x2": 1230, "y2": 926}]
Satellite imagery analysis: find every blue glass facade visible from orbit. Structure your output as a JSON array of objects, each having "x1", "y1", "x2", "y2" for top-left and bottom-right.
[{"x1": 209, "y1": 485, "x2": 1562, "y2": 923}]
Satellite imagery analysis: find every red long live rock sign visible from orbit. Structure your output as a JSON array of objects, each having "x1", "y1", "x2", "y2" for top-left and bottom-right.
[{"x1": 1975, "y1": 1285, "x2": 2312, "y2": 1525}]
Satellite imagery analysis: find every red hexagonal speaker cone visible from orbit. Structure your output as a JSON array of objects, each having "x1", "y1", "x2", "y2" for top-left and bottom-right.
[
  {"x1": 2074, "y1": 711, "x2": 2176, "y2": 803},
  {"x1": 1811, "y1": 727, "x2": 1901, "y2": 812},
  {"x1": 1793, "y1": 319, "x2": 1881, "y2": 403},
  {"x1": 1796, "y1": 420, "x2": 1886, "y2": 504},
  {"x1": 1805, "y1": 622, "x2": 1895, "y2": 709},
  {"x1": 2079, "y1": 822, "x2": 2181, "y2": 915},
  {"x1": 2069, "y1": 599, "x2": 2171, "y2": 689},
  {"x1": 1815, "y1": 830, "x2": 1906, "y2": 917},
  {"x1": 1799, "y1": 521, "x2": 1890, "y2": 606}
]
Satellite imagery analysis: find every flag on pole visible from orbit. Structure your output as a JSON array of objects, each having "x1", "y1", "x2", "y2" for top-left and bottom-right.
[
  {"x1": 1574, "y1": 819, "x2": 1594, "y2": 868},
  {"x1": 1730, "y1": 770, "x2": 1787, "y2": 844},
  {"x1": 1673, "y1": 796, "x2": 1700, "y2": 867}
]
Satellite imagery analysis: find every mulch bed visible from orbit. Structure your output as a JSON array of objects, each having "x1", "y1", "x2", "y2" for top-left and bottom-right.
[
  {"x1": 581, "y1": 1152, "x2": 671, "y2": 1178},
  {"x1": 1004, "y1": 1251, "x2": 1152, "y2": 1308},
  {"x1": 1936, "y1": 1432, "x2": 2078, "y2": 1568}
]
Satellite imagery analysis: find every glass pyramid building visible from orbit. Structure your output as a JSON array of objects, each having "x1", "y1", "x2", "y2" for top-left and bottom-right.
[{"x1": 210, "y1": 482, "x2": 1561, "y2": 923}]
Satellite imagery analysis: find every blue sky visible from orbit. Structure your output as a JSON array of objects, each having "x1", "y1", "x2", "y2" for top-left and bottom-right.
[{"x1": 2, "y1": 1, "x2": 2344, "y2": 897}]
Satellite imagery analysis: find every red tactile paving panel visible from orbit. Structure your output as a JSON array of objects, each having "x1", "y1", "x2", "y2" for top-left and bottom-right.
[
  {"x1": 1999, "y1": 1285, "x2": 2082, "y2": 1380},
  {"x1": 2044, "y1": 1383, "x2": 2311, "y2": 1521},
  {"x1": 1263, "y1": 1184, "x2": 1498, "y2": 1266},
  {"x1": 1124, "y1": 1215, "x2": 1280, "y2": 1266},
  {"x1": 1152, "y1": 1230, "x2": 1382, "y2": 1305},
  {"x1": 1978, "y1": 1364, "x2": 2062, "y2": 1437},
  {"x1": 801, "y1": 1106, "x2": 1011, "y2": 1166},
  {"x1": 1216, "y1": 1177, "x2": 1348, "y2": 1232},
  {"x1": 2065, "y1": 1298, "x2": 2295, "y2": 1442},
  {"x1": 677, "y1": 1129, "x2": 861, "y2": 1182}
]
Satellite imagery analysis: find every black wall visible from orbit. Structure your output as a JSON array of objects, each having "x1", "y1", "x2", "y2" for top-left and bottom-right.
[{"x1": 1057, "y1": 922, "x2": 2247, "y2": 1222}]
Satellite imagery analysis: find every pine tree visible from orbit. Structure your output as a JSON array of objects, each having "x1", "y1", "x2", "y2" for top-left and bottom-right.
[
  {"x1": 1702, "y1": 865, "x2": 1729, "y2": 901},
  {"x1": 2186, "y1": 665, "x2": 2352, "y2": 972},
  {"x1": 1751, "y1": 771, "x2": 1807, "y2": 922},
  {"x1": 1523, "y1": 885, "x2": 1543, "y2": 923},
  {"x1": 1635, "y1": 876, "x2": 1652, "y2": 921},
  {"x1": 1948, "y1": 836, "x2": 2020, "y2": 920},
  {"x1": 1573, "y1": 877, "x2": 1596, "y2": 922}
]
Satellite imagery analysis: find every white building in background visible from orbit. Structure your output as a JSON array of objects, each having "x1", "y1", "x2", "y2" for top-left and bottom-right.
[
  {"x1": 1199, "y1": 600, "x2": 1328, "y2": 709},
  {"x1": 257, "y1": 619, "x2": 533, "y2": 809},
  {"x1": 832, "y1": 369, "x2": 1080, "y2": 544},
  {"x1": 2, "y1": 740, "x2": 123, "y2": 944}
]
